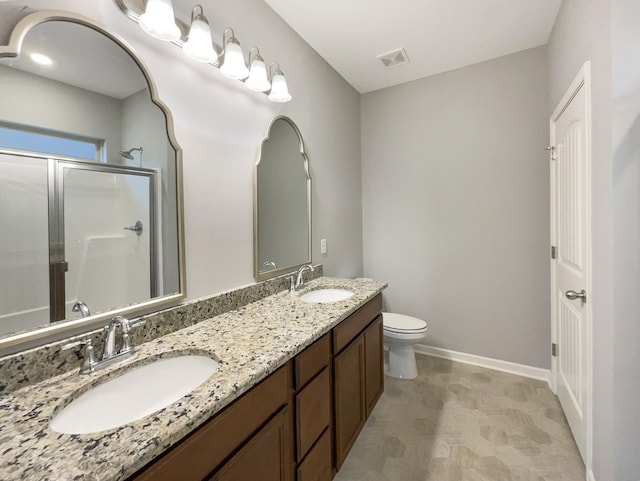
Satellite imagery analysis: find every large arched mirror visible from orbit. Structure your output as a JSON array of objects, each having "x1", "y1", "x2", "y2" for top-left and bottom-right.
[
  {"x1": 254, "y1": 116, "x2": 311, "y2": 280},
  {"x1": 0, "y1": 11, "x2": 185, "y2": 351}
]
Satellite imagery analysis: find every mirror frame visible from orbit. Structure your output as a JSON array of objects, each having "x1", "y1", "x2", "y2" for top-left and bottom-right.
[
  {"x1": 0, "y1": 10, "x2": 186, "y2": 351},
  {"x1": 254, "y1": 116, "x2": 312, "y2": 280}
]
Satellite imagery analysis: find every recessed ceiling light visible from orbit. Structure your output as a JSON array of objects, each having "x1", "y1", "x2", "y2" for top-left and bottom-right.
[{"x1": 30, "y1": 52, "x2": 53, "y2": 66}]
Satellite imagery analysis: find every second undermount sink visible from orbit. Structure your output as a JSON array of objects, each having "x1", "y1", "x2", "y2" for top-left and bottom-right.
[
  {"x1": 299, "y1": 288, "x2": 354, "y2": 303},
  {"x1": 50, "y1": 355, "x2": 219, "y2": 434}
]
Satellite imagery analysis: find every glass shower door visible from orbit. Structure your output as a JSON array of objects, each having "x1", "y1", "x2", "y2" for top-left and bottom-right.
[
  {"x1": 0, "y1": 153, "x2": 50, "y2": 335},
  {"x1": 60, "y1": 162, "x2": 155, "y2": 320}
]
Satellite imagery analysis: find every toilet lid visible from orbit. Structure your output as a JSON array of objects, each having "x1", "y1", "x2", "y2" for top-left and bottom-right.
[{"x1": 383, "y1": 312, "x2": 428, "y2": 334}]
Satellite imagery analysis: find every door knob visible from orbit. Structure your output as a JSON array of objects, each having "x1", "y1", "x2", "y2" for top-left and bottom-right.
[{"x1": 565, "y1": 289, "x2": 587, "y2": 303}]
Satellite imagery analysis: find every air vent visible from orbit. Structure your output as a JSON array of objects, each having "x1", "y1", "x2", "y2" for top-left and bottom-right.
[{"x1": 376, "y1": 48, "x2": 410, "y2": 68}]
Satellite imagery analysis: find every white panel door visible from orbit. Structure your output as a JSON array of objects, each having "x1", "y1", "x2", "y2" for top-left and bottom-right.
[{"x1": 550, "y1": 65, "x2": 592, "y2": 464}]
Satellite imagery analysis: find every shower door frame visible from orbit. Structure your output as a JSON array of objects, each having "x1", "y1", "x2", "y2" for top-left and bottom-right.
[{"x1": 49, "y1": 157, "x2": 157, "y2": 321}]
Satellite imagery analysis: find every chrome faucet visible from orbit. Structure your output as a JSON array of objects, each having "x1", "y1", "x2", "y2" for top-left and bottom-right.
[
  {"x1": 63, "y1": 315, "x2": 145, "y2": 373},
  {"x1": 290, "y1": 264, "x2": 315, "y2": 292},
  {"x1": 72, "y1": 300, "x2": 91, "y2": 318},
  {"x1": 103, "y1": 316, "x2": 136, "y2": 360}
]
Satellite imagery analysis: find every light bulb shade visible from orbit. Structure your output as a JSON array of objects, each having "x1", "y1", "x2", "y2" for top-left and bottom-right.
[
  {"x1": 183, "y1": 16, "x2": 218, "y2": 63},
  {"x1": 139, "y1": 0, "x2": 181, "y2": 41},
  {"x1": 268, "y1": 71, "x2": 292, "y2": 102},
  {"x1": 220, "y1": 40, "x2": 249, "y2": 80},
  {"x1": 245, "y1": 57, "x2": 271, "y2": 92}
]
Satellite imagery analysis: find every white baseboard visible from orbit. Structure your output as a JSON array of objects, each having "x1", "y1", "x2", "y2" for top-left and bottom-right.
[
  {"x1": 586, "y1": 469, "x2": 596, "y2": 481},
  {"x1": 414, "y1": 344, "x2": 551, "y2": 384}
]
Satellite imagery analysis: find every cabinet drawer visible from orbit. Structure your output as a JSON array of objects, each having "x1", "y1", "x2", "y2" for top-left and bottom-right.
[
  {"x1": 333, "y1": 294, "x2": 382, "y2": 354},
  {"x1": 296, "y1": 367, "x2": 331, "y2": 461},
  {"x1": 294, "y1": 333, "x2": 330, "y2": 390},
  {"x1": 296, "y1": 429, "x2": 332, "y2": 481},
  {"x1": 131, "y1": 363, "x2": 291, "y2": 481}
]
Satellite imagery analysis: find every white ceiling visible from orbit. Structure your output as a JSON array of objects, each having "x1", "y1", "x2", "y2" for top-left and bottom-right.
[{"x1": 265, "y1": 0, "x2": 563, "y2": 93}]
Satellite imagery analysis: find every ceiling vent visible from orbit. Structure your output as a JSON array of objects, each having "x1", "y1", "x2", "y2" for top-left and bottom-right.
[{"x1": 376, "y1": 48, "x2": 410, "y2": 68}]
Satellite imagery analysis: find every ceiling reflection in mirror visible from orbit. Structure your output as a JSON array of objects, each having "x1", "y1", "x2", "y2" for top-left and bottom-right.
[
  {"x1": 0, "y1": 12, "x2": 185, "y2": 349},
  {"x1": 254, "y1": 116, "x2": 311, "y2": 280}
]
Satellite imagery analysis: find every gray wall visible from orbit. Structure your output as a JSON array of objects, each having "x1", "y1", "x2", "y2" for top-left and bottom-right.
[
  {"x1": 612, "y1": 0, "x2": 640, "y2": 478},
  {"x1": 0, "y1": 64, "x2": 122, "y2": 162},
  {"x1": 361, "y1": 46, "x2": 549, "y2": 369},
  {"x1": 547, "y1": 0, "x2": 614, "y2": 479},
  {"x1": 3, "y1": 0, "x2": 364, "y2": 302}
]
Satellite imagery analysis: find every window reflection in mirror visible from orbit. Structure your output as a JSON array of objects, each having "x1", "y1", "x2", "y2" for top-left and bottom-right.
[
  {"x1": 0, "y1": 13, "x2": 184, "y2": 346},
  {"x1": 254, "y1": 116, "x2": 311, "y2": 280}
]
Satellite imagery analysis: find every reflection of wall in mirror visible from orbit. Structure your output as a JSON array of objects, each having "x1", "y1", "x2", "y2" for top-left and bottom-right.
[
  {"x1": 121, "y1": 89, "x2": 178, "y2": 294},
  {"x1": 0, "y1": 65, "x2": 122, "y2": 163},
  {"x1": 258, "y1": 120, "x2": 309, "y2": 270}
]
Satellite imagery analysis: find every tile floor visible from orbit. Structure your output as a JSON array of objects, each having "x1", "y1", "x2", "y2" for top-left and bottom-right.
[{"x1": 333, "y1": 355, "x2": 585, "y2": 481}]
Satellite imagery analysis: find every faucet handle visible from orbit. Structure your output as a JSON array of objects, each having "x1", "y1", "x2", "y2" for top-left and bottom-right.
[
  {"x1": 118, "y1": 317, "x2": 146, "y2": 352},
  {"x1": 62, "y1": 337, "x2": 98, "y2": 373}
]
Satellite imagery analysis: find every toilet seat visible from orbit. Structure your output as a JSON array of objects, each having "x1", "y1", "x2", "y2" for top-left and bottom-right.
[{"x1": 383, "y1": 312, "x2": 428, "y2": 334}]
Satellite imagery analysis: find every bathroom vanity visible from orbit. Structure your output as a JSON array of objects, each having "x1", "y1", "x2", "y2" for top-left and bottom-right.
[
  {"x1": 0, "y1": 277, "x2": 386, "y2": 481},
  {"x1": 128, "y1": 293, "x2": 383, "y2": 481}
]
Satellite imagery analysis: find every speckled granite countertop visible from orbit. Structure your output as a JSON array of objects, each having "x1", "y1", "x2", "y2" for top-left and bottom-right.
[{"x1": 0, "y1": 277, "x2": 386, "y2": 481}]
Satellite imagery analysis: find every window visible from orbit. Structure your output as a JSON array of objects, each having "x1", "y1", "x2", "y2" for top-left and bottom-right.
[{"x1": 0, "y1": 122, "x2": 104, "y2": 162}]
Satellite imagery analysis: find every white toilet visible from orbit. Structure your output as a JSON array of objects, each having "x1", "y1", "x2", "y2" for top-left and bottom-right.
[{"x1": 383, "y1": 312, "x2": 428, "y2": 379}]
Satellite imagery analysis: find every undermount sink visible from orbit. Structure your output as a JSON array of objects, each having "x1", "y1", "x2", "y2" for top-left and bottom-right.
[
  {"x1": 50, "y1": 355, "x2": 219, "y2": 434},
  {"x1": 299, "y1": 288, "x2": 354, "y2": 303}
]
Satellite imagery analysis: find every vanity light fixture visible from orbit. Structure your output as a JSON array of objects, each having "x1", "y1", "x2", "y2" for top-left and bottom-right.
[
  {"x1": 114, "y1": 0, "x2": 291, "y2": 102},
  {"x1": 139, "y1": 0, "x2": 181, "y2": 41},
  {"x1": 245, "y1": 47, "x2": 271, "y2": 92},
  {"x1": 182, "y1": 5, "x2": 218, "y2": 63},
  {"x1": 220, "y1": 28, "x2": 249, "y2": 80},
  {"x1": 268, "y1": 62, "x2": 292, "y2": 103}
]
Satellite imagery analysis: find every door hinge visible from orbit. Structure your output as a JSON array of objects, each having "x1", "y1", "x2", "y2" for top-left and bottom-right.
[
  {"x1": 551, "y1": 246, "x2": 557, "y2": 259},
  {"x1": 552, "y1": 343, "x2": 558, "y2": 357},
  {"x1": 545, "y1": 145, "x2": 557, "y2": 160}
]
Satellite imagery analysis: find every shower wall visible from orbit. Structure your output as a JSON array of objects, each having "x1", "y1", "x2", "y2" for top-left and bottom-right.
[{"x1": 63, "y1": 167, "x2": 152, "y2": 320}]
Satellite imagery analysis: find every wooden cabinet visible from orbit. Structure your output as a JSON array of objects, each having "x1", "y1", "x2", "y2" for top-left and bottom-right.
[
  {"x1": 364, "y1": 315, "x2": 384, "y2": 416},
  {"x1": 128, "y1": 294, "x2": 383, "y2": 481},
  {"x1": 130, "y1": 364, "x2": 293, "y2": 481},
  {"x1": 334, "y1": 333, "x2": 366, "y2": 469},
  {"x1": 209, "y1": 407, "x2": 292, "y2": 481},
  {"x1": 333, "y1": 295, "x2": 383, "y2": 470},
  {"x1": 293, "y1": 334, "x2": 332, "y2": 481}
]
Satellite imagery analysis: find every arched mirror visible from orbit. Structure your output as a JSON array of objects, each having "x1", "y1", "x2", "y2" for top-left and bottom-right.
[
  {"x1": 254, "y1": 116, "x2": 311, "y2": 280},
  {"x1": 0, "y1": 11, "x2": 185, "y2": 351}
]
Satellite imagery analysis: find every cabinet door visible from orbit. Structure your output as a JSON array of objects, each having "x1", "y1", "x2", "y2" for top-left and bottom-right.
[
  {"x1": 364, "y1": 315, "x2": 384, "y2": 416},
  {"x1": 209, "y1": 407, "x2": 293, "y2": 481},
  {"x1": 333, "y1": 335, "x2": 365, "y2": 470}
]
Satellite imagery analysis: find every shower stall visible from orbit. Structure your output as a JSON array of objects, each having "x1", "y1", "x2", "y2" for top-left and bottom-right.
[{"x1": 0, "y1": 150, "x2": 157, "y2": 334}]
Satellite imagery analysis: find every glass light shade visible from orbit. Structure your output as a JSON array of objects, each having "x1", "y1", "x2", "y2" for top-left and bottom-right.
[
  {"x1": 245, "y1": 57, "x2": 271, "y2": 92},
  {"x1": 183, "y1": 16, "x2": 218, "y2": 63},
  {"x1": 268, "y1": 71, "x2": 292, "y2": 102},
  {"x1": 139, "y1": 0, "x2": 181, "y2": 42},
  {"x1": 220, "y1": 40, "x2": 249, "y2": 80}
]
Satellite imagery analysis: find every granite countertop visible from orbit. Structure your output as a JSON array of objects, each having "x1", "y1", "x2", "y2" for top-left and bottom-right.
[{"x1": 0, "y1": 277, "x2": 386, "y2": 481}]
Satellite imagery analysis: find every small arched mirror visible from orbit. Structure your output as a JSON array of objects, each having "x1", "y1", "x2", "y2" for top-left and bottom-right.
[
  {"x1": 254, "y1": 116, "x2": 311, "y2": 280},
  {"x1": 0, "y1": 11, "x2": 185, "y2": 352}
]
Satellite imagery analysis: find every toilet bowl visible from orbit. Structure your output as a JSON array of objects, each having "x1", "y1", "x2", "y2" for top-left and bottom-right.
[{"x1": 383, "y1": 312, "x2": 428, "y2": 379}]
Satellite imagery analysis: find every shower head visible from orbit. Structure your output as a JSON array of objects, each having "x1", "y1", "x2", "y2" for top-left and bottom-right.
[{"x1": 120, "y1": 147, "x2": 143, "y2": 161}]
